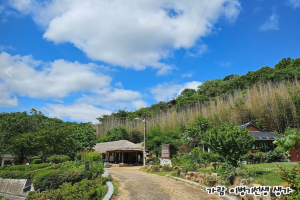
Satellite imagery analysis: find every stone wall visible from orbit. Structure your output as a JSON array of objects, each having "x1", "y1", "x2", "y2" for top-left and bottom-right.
[{"x1": 0, "y1": 178, "x2": 27, "y2": 195}]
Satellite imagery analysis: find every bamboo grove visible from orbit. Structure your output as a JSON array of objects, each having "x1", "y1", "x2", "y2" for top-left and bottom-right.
[{"x1": 94, "y1": 79, "x2": 300, "y2": 138}]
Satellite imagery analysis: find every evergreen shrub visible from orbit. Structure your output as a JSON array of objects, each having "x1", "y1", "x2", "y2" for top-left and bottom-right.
[
  {"x1": 77, "y1": 151, "x2": 102, "y2": 162},
  {"x1": 31, "y1": 159, "x2": 43, "y2": 164},
  {"x1": 32, "y1": 169, "x2": 93, "y2": 191},
  {"x1": 26, "y1": 178, "x2": 108, "y2": 200},
  {"x1": 146, "y1": 157, "x2": 160, "y2": 165},
  {"x1": 0, "y1": 163, "x2": 52, "y2": 171},
  {"x1": 48, "y1": 155, "x2": 70, "y2": 164}
]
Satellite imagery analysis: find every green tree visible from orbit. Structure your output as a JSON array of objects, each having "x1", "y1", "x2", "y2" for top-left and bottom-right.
[
  {"x1": 202, "y1": 122, "x2": 255, "y2": 167},
  {"x1": 70, "y1": 123, "x2": 98, "y2": 151},
  {"x1": 104, "y1": 126, "x2": 130, "y2": 142},
  {"x1": 0, "y1": 109, "x2": 63, "y2": 156},
  {"x1": 182, "y1": 115, "x2": 212, "y2": 148},
  {"x1": 129, "y1": 129, "x2": 143, "y2": 143},
  {"x1": 146, "y1": 127, "x2": 181, "y2": 157},
  {"x1": 274, "y1": 127, "x2": 300, "y2": 162}
]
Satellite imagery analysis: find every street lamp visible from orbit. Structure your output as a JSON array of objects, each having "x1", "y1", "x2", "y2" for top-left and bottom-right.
[{"x1": 135, "y1": 113, "x2": 146, "y2": 167}]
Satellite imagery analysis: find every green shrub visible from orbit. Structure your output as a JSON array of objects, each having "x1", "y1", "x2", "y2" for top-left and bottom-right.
[
  {"x1": 0, "y1": 193, "x2": 8, "y2": 200},
  {"x1": 200, "y1": 152, "x2": 222, "y2": 165},
  {"x1": 0, "y1": 170, "x2": 29, "y2": 179},
  {"x1": 171, "y1": 157, "x2": 182, "y2": 166},
  {"x1": 26, "y1": 178, "x2": 107, "y2": 200},
  {"x1": 0, "y1": 163, "x2": 52, "y2": 171},
  {"x1": 24, "y1": 163, "x2": 64, "y2": 177},
  {"x1": 31, "y1": 156, "x2": 40, "y2": 160},
  {"x1": 87, "y1": 161, "x2": 104, "y2": 179},
  {"x1": 32, "y1": 169, "x2": 93, "y2": 191},
  {"x1": 31, "y1": 159, "x2": 43, "y2": 164},
  {"x1": 48, "y1": 155, "x2": 70, "y2": 164},
  {"x1": 77, "y1": 151, "x2": 102, "y2": 162},
  {"x1": 146, "y1": 157, "x2": 160, "y2": 165},
  {"x1": 264, "y1": 151, "x2": 282, "y2": 163},
  {"x1": 75, "y1": 153, "x2": 82, "y2": 161},
  {"x1": 277, "y1": 163, "x2": 300, "y2": 199},
  {"x1": 181, "y1": 164, "x2": 197, "y2": 173},
  {"x1": 218, "y1": 161, "x2": 237, "y2": 185},
  {"x1": 162, "y1": 165, "x2": 172, "y2": 171}
]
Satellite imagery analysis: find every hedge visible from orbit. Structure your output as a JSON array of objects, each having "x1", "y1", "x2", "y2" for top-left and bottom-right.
[
  {"x1": 48, "y1": 155, "x2": 70, "y2": 164},
  {"x1": 24, "y1": 163, "x2": 65, "y2": 178},
  {"x1": 31, "y1": 159, "x2": 43, "y2": 164},
  {"x1": 0, "y1": 170, "x2": 29, "y2": 179},
  {"x1": 32, "y1": 169, "x2": 93, "y2": 191},
  {"x1": 0, "y1": 163, "x2": 52, "y2": 171},
  {"x1": 26, "y1": 178, "x2": 108, "y2": 200}
]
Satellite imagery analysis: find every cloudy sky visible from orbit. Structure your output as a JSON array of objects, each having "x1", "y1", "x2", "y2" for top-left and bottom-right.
[{"x1": 0, "y1": 0, "x2": 299, "y2": 124}]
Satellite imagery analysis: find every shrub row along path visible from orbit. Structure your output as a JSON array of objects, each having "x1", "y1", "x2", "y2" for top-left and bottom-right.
[{"x1": 107, "y1": 166, "x2": 223, "y2": 200}]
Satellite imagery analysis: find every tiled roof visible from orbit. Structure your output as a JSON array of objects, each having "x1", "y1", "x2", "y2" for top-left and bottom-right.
[
  {"x1": 94, "y1": 140, "x2": 143, "y2": 154},
  {"x1": 1, "y1": 154, "x2": 13, "y2": 158},
  {"x1": 238, "y1": 121, "x2": 283, "y2": 139},
  {"x1": 249, "y1": 131, "x2": 283, "y2": 139},
  {"x1": 238, "y1": 121, "x2": 264, "y2": 131}
]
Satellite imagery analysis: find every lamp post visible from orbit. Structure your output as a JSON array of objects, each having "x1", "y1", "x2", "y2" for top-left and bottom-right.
[{"x1": 135, "y1": 113, "x2": 146, "y2": 167}]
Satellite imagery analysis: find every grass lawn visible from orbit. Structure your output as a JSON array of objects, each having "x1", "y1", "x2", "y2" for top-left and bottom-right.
[{"x1": 242, "y1": 163, "x2": 297, "y2": 186}]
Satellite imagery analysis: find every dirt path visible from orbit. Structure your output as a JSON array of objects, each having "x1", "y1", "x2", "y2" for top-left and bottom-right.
[{"x1": 106, "y1": 166, "x2": 224, "y2": 200}]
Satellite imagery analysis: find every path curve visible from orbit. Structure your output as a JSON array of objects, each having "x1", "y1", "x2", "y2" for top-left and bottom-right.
[{"x1": 106, "y1": 166, "x2": 224, "y2": 200}]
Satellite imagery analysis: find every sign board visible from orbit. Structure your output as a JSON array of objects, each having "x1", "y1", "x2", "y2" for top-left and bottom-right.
[
  {"x1": 161, "y1": 144, "x2": 170, "y2": 159},
  {"x1": 143, "y1": 152, "x2": 147, "y2": 158}
]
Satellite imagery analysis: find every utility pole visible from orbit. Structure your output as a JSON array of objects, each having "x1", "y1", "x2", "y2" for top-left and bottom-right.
[
  {"x1": 143, "y1": 112, "x2": 146, "y2": 167},
  {"x1": 135, "y1": 113, "x2": 147, "y2": 167}
]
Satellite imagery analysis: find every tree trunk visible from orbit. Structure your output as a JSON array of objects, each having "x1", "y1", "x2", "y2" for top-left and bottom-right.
[{"x1": 297, "y1": 144, "x2": 300, "y2": 162}]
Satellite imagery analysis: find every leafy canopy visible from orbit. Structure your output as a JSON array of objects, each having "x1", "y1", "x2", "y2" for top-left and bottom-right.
[
  {"x1": 182, "y1": 115, "x2": 212, "y2": 147},
  {"x1": 274, "y1": 127, "x2": 300, "y2": 161},
  {"x1": 202, "y1": 122, "x2": 255, "y2": 167},
  {"x1": 104, "y1": 126, "x2": 130, "y2": 142}
]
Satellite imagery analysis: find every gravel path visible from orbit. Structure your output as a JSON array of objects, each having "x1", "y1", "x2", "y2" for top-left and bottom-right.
[{"x1": 107, "y1": 166, "x2": 224, "y2": 200}]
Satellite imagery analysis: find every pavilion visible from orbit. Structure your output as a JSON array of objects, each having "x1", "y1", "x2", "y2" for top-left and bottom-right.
[{"x1": 94, "y1": 140, "x2": 146, "y2": 164}]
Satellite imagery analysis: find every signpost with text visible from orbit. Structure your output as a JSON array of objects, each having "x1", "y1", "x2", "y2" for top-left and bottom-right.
[{"x1": 161, "y1": 144, "x2": 170, "y2": 159}]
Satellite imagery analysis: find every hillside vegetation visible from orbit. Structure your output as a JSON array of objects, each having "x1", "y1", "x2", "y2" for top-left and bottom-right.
[{"x1": 94, "y1": 57, "x2": 300, "y2": 137}]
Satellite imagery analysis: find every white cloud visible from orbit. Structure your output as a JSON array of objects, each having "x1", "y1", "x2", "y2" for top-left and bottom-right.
[
  {"x1": 0, "y1": 45, "x2": 15, "y2": 51},
  {"x1": 253, "y1": 7, "x2": 262, "y2": 13},
  {"x1": 9, "y1": 0, "x2": 242, "y2": 75},
  {"x1": 150, "y1": 81, "x2": 202, "y2": 102},
  {"x1": 287, "y1": 0, "x2": 300, "y2": 8},
  {"x1": 0, "y1": 52, "x2": 112, "y2": 99},
  {"x1": 259, "y1": 9, "x2": 279, "y2": 31},
  {"x1": 181, "y1": 73, "x2": 193, "y2": 78},
  {"x1": 115, "y1": 82, "x2": 123, "y2": 88},
  {"x1": 0, "y1": 52, "x2": 148, "y2": 118},
  {"x1": 0, "y1": 84, "x2": 18, "y2": 107},
  {"x1": 221, "y1": 62, "x2": 231, "y2": 66},
  {"x1": 41, "y1": 103, "x2": 112, "y2": 124},
  {"x1": 186, "y1": 44, "x2": 208, "y2": 57},
  {"x1": 177, "y1": 81, "x2": 202, "y2": 96},
  {"x1": 132, "y1": 100, "x2": 148, "y2": 109},
  {"x1": 75, "y1": 88, "x2": 146, "y2": 110},
  {"x1": 0, "y1": 5, "x2": 4, "y2": 13}
]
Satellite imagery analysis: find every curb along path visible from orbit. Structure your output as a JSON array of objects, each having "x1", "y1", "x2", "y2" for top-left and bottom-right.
[
  {"x1": 103, "y1": 181, "x2": 114, "y2": 200},
  {"x1": 106, "y1": 166, "x2": 224, "y2": 200}
]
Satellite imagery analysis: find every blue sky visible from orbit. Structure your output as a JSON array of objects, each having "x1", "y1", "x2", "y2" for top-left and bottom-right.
[{"x1": 0, "y1": 0, "x2": 299, "y2": 124}]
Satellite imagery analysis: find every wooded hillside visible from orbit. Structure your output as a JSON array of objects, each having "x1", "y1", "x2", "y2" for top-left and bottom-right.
[{"x1": 94, "y1": 57, "x2": 300, "y2": 137}]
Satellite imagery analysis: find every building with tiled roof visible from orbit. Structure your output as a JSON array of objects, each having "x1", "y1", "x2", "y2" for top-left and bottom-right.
[{"x1": 238, "y1": 122, "x2": 283, "y2": 153}]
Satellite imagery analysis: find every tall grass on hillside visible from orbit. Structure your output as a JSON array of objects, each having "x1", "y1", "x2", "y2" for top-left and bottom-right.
[{"x1": 94, "y1": 80, "x2": 300, "y2": 138}]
